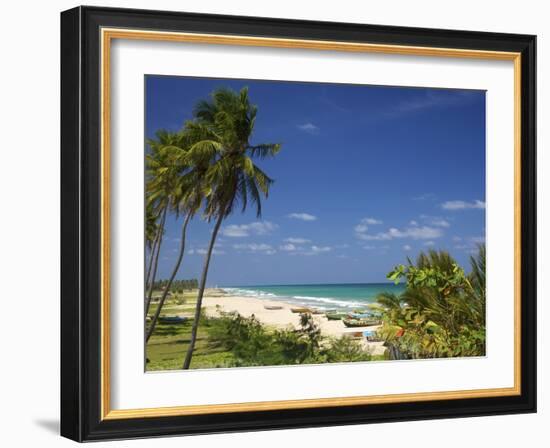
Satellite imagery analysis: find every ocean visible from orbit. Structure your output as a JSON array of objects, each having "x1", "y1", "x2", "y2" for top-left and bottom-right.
[{"x1": 222, "y1": 283, "x2": 405, "y2": 311}]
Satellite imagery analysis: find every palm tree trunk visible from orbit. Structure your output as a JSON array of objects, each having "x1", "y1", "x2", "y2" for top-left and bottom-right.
[
  {"x1": 145, "y1": 222, "x2": 162, "y2": 295},
  {"x1": 145, "y1": 218, "x2": 162, "y2": 290},
  {"x1": 182, "y1": 211, "x2": 225, "y2": 369},
  {"x1": 146, "y1": 212, "x2": 192, "y2": 342},
  {"x1": 145, "y1": 206, "x2": 167, "y2": 317}
]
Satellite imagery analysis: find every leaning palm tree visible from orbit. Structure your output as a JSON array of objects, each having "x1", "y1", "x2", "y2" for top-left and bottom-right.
[
  {"x1": 144, "y1": 201, "x2": 167, "y2": 291},
  {"x1": 145, "y1": 131, "x2": 211, "y2": 342},
  {"x1": 182, "y1": 87, "x2": 281, "y2": 369},
  {"x1": 144, "y1": 130, "x2": 186, "y2": 319}
]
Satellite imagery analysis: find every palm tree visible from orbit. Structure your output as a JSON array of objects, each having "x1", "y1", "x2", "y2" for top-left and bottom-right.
[
  {"x1": 144, "y1": 130, "x2": 186, "y2": 319},
  {"x1": 182, "y1": 87, "x2": 281, "y2": 369},
  {"x1": 145, "y1": 130, "x2": 212, "y2": 342},
  {"x1": 145, "y1": 203, "x2": 161, "y2": 288}
]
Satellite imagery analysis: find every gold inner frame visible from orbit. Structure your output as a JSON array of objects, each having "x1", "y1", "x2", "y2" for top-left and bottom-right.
[{"x1": 100, "y1": 28, "x2": 522, "y2": 420}]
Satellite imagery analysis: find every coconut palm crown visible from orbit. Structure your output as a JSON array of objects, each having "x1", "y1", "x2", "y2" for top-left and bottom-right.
[
  {"x1": 186, "y1": 87, "x2": 281, "y2": 220},
  {"x1": 181, "y1": 87, "x2": 281, "y2": 368}
]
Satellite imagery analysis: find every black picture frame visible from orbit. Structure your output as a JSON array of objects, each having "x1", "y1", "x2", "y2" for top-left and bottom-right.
[{"x1": 61, "y1": 5, "x2": 536, "y2": 442}]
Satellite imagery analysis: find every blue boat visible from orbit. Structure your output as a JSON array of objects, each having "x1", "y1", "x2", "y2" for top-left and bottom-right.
[{"x1": 363, "y1": 329, "x2": 381, "y2": 341}]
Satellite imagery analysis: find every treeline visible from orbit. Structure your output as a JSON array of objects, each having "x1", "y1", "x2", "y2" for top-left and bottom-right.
[{"x1": 152, "y1": 278, "x2": 198, "y2": 292}]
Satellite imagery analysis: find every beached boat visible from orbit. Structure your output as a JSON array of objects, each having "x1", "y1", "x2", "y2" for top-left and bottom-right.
[
  {"x1": 363, "y1": 330, "x2": 382, "y2": 341},
  {"x1": 264, "y1": 305, "x2": 283, "y2": 310},
  {"x1": 352, "y1": 309, "x2": 369, "y2": 314},
  {"x1": 347, "y1": 312, "x2": 375, "y2": 319},
  {"x1": 325, "y1": 312, "x2": 346, "y2": 320},
  {"x1": 342, "y1": 317, "x2": 381, "y2": 328},
  {"x1": 290, "y1": 307, "x2": 312, "y2": 313},
  {"x1": 349, "y1": 331, "x2": 364, "y2": 339}
]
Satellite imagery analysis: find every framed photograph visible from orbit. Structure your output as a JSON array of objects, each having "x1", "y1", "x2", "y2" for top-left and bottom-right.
[{"x1": 61, "y1": 6, "x2": 536, "y2": 441}]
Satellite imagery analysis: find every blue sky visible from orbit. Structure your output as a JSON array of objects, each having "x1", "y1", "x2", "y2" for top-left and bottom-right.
[{"x1": 145, "y1": 76, "x2": 486, "y2": 286}]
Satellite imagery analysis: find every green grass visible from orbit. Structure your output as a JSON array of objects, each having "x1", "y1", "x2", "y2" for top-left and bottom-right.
[
  {"x1": 147, "y1": 291, "x2": 199, "y2": 316},
  {"x1": 146, "y1": 296, "x2": 237, "y2": 371}
]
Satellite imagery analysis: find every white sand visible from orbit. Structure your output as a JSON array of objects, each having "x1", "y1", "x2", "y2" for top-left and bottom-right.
[{"x1": 202, "y1": 293, "x2": 387, "y2": 356}]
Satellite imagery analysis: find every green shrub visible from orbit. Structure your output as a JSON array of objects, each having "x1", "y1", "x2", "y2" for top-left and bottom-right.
[
  {"x1": 206, "y1": 310, "x2": 371, "y2": 367},
  {"x1": 377, "y1": 245, "x2": 486, "y2": 359},
  {"x1": 323, "y1": 336, "x2": 372, "y2": 363}
]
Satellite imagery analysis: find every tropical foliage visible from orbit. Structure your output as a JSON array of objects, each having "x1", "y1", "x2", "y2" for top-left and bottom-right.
[
  {"x1": 207, "y1": 310, "x2": 372, "y2": 367},
  {"x1": 373, "y1": 245, "x2": 486, "y2": 359}
]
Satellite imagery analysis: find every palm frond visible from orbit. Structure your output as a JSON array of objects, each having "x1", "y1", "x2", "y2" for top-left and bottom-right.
[{"x1": 247, "y1": 143, "x2": 282, "y2": 159}]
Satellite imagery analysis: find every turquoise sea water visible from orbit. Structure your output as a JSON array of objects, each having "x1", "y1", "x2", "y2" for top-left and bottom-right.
[{"x1": 223, "y1": 283, "x2": 405, "y2": 311}]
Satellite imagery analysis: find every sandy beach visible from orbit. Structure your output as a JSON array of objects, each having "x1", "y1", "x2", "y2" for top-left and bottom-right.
[{"x1": 202, "y1": 291, "x2": 386, "y2": 356}]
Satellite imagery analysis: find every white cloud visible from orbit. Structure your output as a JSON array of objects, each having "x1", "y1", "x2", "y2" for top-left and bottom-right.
[
  {"x1": 233, "y1": 243, "x2": 274, "y2": 253},
  {"x1": 409, "y1": 220, "x2": 418, "y2": 226},
  {"x1": 247, "y1": 222, "x2": 277, "y2": 234},
  {"x1": 232, "y1": 243, "x2": 277, "y2": 255},
  {"x1": 357, "y1": 225, "x2": 443, "y2": 241},
  {"x1": 279, "y1": 243, "x2": 298, "y2": 252},
  {"x1": 287, "y1": 213, "x2": 317, "y2": 221},
  {"x1": 354, "y1": 223, "x2": 369, "y2": 233},
  {"x1": 354, "y1": 217, "x2": 382, "y2": 238},
  {"x1": 221, "y1": 221, "x2": 277, "y2": 237},
  {"x1": 430, "y1": 219, "x2": 450, "y2": 228},
  {"x1": 297, "y1": 122, "x2": 319, "y2": 134},
  {"x1": 221, "y1": 226, "x2": 249, "y2": 237},
  {"x1": 311, "y1": 245, "x2": 331, "y2": 253},
  {"x1": 441, "y1": 200, "x2": 486, "y2": 211},
  {"x1": 363, "y1": 217, "x2": 382, "y2": 225},
  {"x1": 403, "y1": 244, "x2": 412, "y2": 251},
  {"x1": 418, "y1": 214, "x2": 451, "y2": 228},
  {"x1": 363, "y1": 245, "x2": 376, "y2": 250},
  {"x1": 356, "y1": 233, "x2": 389, "y2": 241},
  {"x1": 284, "y1": 237, "x2": 311, "y2": 244},
  {"x1": 290, "y1": 245, "x2": 332, "y2": 256},
  {"x1": 423, "y1": 241, "x2": 435, "y2": 246},
  {"x1": 452, "y1": 236, "x2": 462, "y2": 242},
  {"x1": 193, "y1": 248, "x2": 225, "y2": 255}
]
